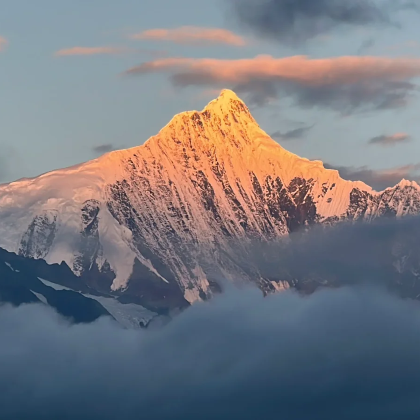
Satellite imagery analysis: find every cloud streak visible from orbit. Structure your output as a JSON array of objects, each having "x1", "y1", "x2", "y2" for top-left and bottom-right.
[
  {"x1": 271, "y1": 124, "x2": 314, "y2": 141},
  {"x1": 368, "y1": 132, "x2": 411, "y2": 146},
  {"x1": 130, "y1": 26, "x2": 246, "y2": 46},
  {"x1": 357, "y1": 38, "x2": 376, "y2": 55},
  {"x1": 125, "y1": 55, "x2": 420, "y2": 113},
  {"x1": 92, "y1": 144, "x2": 116, "y2": 154},
  {"x1": 55, "y1": 46, "x2": 128, "y2": 56},
  {"x1": 229, "y1": 0, "x2": 416, "y2": 45}
]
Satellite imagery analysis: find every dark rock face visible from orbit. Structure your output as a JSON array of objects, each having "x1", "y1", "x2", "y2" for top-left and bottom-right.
[
  {"x1": 73, "y1": 200, "x2": 102, "y2": 275},
  {"x1": 351, "y1": 184, "x2": 420, "y2": 221},
  {"x1": 73, "y1": 200, "x2": 115, "y2": 293},
  {"x1": 19, "y1": 212, "x2": 57, "y2": 259},
  {"x1": 285, "y1": 177, "x2": 319, "y2": 230},
  {"x1": 106, "y1": 178, "x2": 193, "y2": 310},
  {"x1": 347, "y1": 188, "x2": 372, "y2": 221}
]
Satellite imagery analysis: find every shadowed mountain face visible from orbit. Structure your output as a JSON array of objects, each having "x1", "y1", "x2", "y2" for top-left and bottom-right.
[
  {"x1": 1, "y1": 90, "x2": 420, "y2": 310},
  {"x1": 0, "y1": 248, "x2": 111, "y2": 323},
  {"x1": 0, "y1": 248, "x2": 161, "y2": 327}
]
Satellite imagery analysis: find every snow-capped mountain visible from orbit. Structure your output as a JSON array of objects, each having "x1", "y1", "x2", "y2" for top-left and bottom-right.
[{"x1": 1, "y1": 89, "x2": 420, "y2": 309}]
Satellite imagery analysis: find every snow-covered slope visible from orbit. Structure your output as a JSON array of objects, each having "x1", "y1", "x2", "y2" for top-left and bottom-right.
[{"x1": 1, "y1": 89, "x2": 420, "y2": 308}]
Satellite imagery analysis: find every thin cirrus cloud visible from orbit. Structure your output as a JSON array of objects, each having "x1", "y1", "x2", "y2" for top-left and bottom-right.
[
  {"x1": 125, "y1": 55, "x2": 420, "y2": 113},
  {"x1": 357, "y1": 37, "x2": 376, "y2": 55},
  {"x1": 271, "y1": 125, "x2": 314, "y2": 141},
  {"x1": 130, "y1": 26, "x2": 247, "y2": 46},
  {"x1": 0, "y1": 36, "x2": 8, "y2": 52},
  {"x1": 55, "y1": 46, "x2": 128, "y2": 57},
  {"x1": 228, "y1": 0, "x2": 418, "y2": 45},
  {"x1": 368, "y1": 133, "x2": 411, "y2": 147},
  {"x1": 324, "y1": 162, "x2": 420, "y2": 190},
  {"x1": 92, "y1": 144, "x2": 116, "y2": 154}
]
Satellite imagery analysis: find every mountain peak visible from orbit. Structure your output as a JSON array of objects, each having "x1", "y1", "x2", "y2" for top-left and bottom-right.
[
  {"x1": 210, "y1": 88, "x2": 243, "y2": 105},
  {"x1": 203, "y1": 89, "x2": 250, "y2": 118},
  {"x1": 395, "y1": 179, "x2": 420, "y2": 190},
  {"x1": 154, "y1": 88, "x2": 256, "y2": 150},
  {"x1": 218, "y1": 89, "x2": 242, "y2": 101}
]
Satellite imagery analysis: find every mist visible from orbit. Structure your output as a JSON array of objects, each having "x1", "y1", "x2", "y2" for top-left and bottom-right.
[{"x1": 1, "y1": 285, "x2": 420, "y2": 419}]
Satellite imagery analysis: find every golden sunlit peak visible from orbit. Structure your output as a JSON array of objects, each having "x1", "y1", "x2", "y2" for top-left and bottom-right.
[
  {"x1": 218, "y1": 89, "x2": 242, "y2": 101},
  {"x1": 203, "y1": 89, "x2": 250, "y2": 118},
  {"x1": 205, "y1": 88, "x2": 245, "y2": 107}
]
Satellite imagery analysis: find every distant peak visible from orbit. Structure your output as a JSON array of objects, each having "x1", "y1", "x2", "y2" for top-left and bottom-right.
[{"x1": 396, "y1": 179, "x2": 420, "y2": 189}]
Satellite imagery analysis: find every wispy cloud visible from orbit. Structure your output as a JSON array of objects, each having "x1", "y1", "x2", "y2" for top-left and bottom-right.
[
  {"x1": 325, "y1": 162, "x2": 420, "y2": 190},
  {"x1": 130, "y1": 26, "x2": 246, "y2": 46},
  {"x1": 125, "y1": 55, "x2": 420, "y2": 113},
  {"x1": 0, "y1": 36, "x2": 8, "y2": 52},
  {"x1": 368, "y1": 132, "x2": 411, "y2": 147},
  {"x1": 229, "y1": 0, "x2": 417, "y2": 45},
  {"x1": 92, "y1": 144, "x2": 116, "y2": 154},
  {"x1": 271, "y1": 125, "x2": 314, "y2": 141},
  {"x1": 55, "y1": 46, "x2": 128, "y2": 57},
  {"x1": 357, "y1": 37, "x2": 375, "y2": 55}
]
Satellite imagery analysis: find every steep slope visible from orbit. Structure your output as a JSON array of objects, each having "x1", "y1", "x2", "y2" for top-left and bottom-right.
[{"x1": 1, "y1": 89, "x2": 420, "y2": 308}]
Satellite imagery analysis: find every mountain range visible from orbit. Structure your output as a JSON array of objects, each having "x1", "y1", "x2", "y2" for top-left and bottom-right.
[{"x1": 1, "y1": 89, "x2": 420, "y2": 312}]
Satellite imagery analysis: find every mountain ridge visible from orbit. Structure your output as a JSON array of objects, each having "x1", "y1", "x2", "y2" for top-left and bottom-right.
[
  {"x1": 1, "y1": 89, "x2": 420, "y2": 309},
  {"x1": 0, "y1": 89, "x2": 389, "y2": 192}
]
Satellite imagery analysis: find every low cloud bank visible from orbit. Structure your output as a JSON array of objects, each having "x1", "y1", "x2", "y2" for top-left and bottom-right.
[
  {"x1": 2, "y1": 285, "x2": 420, "y2": 419},
  {"x1": 253, "y1": 217, "x2": 420, "y2": 287}
]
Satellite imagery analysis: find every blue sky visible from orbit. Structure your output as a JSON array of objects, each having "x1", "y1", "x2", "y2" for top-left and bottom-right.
[{"x1": 2, "y1": 0, "x2": 420, "y2": 189}]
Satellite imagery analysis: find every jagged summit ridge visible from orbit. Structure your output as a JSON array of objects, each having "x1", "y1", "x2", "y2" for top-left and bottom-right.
[
  {"x1": 204, "y1": 89, "x2": 251, "y2": 115},
  {"x1": 1, "y1": 89, "x2": 420, "y2": 309},
  {"x1": 143, "y1": 88, "x2": 257, "y2": 153},
  {"x1": 393, "y1": 179, "x2": 420, "y2": 190},
  {"x1": 206, "y1": 88, "x2": 242, "y2": 105}
]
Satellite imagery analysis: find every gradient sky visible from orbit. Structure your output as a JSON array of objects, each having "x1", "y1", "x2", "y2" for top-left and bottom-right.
[{"x1": 2, "y1": 0, "x2": 420, "y2": 189}]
